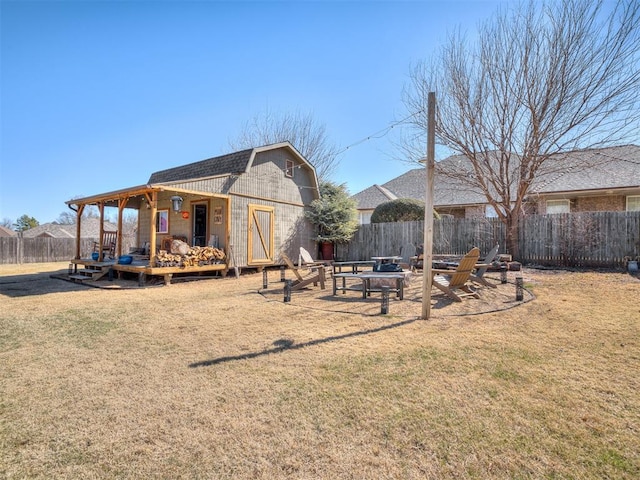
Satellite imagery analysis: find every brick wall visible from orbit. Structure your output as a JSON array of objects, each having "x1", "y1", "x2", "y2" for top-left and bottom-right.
[
  {"x1": 573, "y1": 195, "x2": 626, "y2": 212},
  {"x1": 536, "y1": 195, "x2": 627, "y2": 214}
]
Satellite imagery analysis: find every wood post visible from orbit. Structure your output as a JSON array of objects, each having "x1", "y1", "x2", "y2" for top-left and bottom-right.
[{"x1": 422, "y1": 92, "x2": 436, "y2": 320}]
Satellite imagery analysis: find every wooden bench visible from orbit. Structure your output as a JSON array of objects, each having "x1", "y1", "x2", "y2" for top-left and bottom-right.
[{"x1": 332, "y1": 273, "x2": 364, "y2": 296}]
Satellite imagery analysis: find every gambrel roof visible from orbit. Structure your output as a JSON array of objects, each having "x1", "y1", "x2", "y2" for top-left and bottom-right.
[
  {"x1": 148, "y1": 142, "x2": 317, "y2": 186},
  {"x1": 148, "y1": 148, "x2": 254, "y2": 184},
  {"x1": 68, "y1": 142, "x2": 320, "y2": 210}
]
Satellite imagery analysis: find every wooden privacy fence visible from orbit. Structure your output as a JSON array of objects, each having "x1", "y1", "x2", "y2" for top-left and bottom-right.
[
  {"x1": 521, "y1": 212, "x2": 640, "y2": 267},
  {"x1": 0, "y1": 236, "x2": 135, "y2": 265},
  {"x1": 336, "y1": 212, "x2": 640, "y2": 268}
]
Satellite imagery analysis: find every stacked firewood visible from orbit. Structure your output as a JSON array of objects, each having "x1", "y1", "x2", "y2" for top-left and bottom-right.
[{"x1": 155, "y1": 246, "x2": 226, "y2": 268}]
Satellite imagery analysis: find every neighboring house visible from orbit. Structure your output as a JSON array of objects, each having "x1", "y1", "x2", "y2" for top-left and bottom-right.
[
  {"x1": 65, "y1": 142, "x2": 319, "y2": 270},
  {"x1": 20, "y1": 218, "x2": 119, "y2": 238},
  {"x1": 0, "y1": 225, "x2": 17, "y2": 237},
  {"x1": 353, "y1": 144, "x2": 640, "y2": 222}
]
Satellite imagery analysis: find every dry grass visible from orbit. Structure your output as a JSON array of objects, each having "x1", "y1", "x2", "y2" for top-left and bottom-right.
[{"x1": 1, "y1": 262, "x2": 639, "y2": 479}]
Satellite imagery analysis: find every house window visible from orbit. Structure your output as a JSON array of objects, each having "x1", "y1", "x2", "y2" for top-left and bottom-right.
[
  {"x1": 546, "y1": 199, "x2": 570, "y2": 214},
  {"x1": 627, "y1": 195, "x2": 640, "y2": 212},
  {"x1": 358, "y1": 211, "x2": 372, "y2": 225},
  {"x1": 485, "y1": 205, "x2": 498, "y2": 218},
  {"x1": 285, "y1": 159, "x2": 294, "y2": 178}
]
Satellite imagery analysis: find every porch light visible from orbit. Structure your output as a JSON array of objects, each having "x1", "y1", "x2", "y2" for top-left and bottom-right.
[{"x1": 170, "y1": 196, "x2": 183, "y2": 213}]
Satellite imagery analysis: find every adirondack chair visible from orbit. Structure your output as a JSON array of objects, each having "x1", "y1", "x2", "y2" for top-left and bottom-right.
[
  {"x1": 431, "y1": 247, "x2": 481, "y2": 302},
  {"x1": 298, "y1": 246, "x2": 330, "y2": 267},
  {"x1": 470, "y1": 244, "x2": 500, "y2": 288},
  {"x1": 399, "y1": 243, "x2": 416, "y2": 269},
  {"x1": 281, "y1": 252, "x2": 326, "y2": 291}
]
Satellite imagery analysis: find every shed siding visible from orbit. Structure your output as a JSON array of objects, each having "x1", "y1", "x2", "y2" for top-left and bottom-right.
[{"x1": 143, "y1": 147, "x2": 318, "y2": 266}]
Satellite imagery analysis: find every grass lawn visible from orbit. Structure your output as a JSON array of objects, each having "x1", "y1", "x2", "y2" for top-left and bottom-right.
[{"x1": 1, "y1": 263, "x2": 639, "y2": 479}]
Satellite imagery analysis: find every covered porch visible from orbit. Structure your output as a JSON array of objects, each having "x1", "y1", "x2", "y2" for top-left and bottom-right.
[{"x1": 66, "y1": 184, "x2": 232, "y2": 285}]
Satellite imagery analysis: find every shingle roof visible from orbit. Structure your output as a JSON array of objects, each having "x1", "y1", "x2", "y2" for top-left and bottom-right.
[
  {"x1": 0, "y1": 225, "x2": 16, "y2": 237},
  {"x1": 352, "y1": 184, "x2": 398, "y2": 209},
  {"x1": 531, "y1": 144, "x2": 640, "y2": 193},
  {"x1": 353, "y1": 145, "x2": 640, "y2": 208},
  {"x1": 21, "y1": 218, "x2": 119, "y2": 238},
  {"x1": 148, "y1": 148, "x2": 254, "y2": 184},
  {"x1": 21, "y1": 223, "x2": 75, "y2": 238}
]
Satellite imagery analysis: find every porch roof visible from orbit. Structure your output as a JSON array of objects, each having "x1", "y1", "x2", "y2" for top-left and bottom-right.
[{"x1": 65, "y1": 184, "x2": 229, "y2": 210}]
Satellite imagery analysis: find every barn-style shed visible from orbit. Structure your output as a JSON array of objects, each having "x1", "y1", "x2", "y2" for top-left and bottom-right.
[{"x1": 65, "y1": 142, "x2": 320, "y2": 282}]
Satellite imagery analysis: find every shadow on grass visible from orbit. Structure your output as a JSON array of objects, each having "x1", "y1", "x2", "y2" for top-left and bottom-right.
[
  {"x1": 188, "y1": 317, "x2": 419, "y2": 368},
  {"x1": 0, "y1": 271, "x2": 88, "y2": 297}
]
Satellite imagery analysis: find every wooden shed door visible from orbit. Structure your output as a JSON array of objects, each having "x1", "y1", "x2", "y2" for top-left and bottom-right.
[{"x1": 248, "y1": 204, "x2": 274, "y2": 265}]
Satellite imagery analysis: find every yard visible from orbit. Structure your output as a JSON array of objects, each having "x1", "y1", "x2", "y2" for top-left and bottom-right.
[{"x1": 1, "y1": 263, "x2": 639, "y2": 479}]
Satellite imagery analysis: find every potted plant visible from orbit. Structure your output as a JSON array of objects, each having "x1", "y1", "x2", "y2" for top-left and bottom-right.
[{"x1": 305, "y1": 181, "x2": 359, "y2": 261}]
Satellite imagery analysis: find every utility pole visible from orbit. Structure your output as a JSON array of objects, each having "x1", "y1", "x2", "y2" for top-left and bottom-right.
[{"x1": 421, "y1": 92, "x2": 436, "y2": 319}]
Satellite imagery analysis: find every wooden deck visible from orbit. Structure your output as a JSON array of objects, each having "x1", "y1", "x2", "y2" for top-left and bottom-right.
[{"x1": 69, "y1": 258, "x2": 229, "y2": 286}]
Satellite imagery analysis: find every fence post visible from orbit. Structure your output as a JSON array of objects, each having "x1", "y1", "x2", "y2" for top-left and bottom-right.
[
  {"x1": 515, "y1": 275, "x2": 524, "y2": 301},
  {"x1": 381, "y1": 286, "x2": 390, "y2": 314},
  {"x1": 283, "y1": 279, "x2": 292, "y2": 302}
]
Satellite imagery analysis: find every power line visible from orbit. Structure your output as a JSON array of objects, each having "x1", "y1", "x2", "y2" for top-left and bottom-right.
[{"x1": 336, "y1": 110, "x2": 423, "y2": 156}]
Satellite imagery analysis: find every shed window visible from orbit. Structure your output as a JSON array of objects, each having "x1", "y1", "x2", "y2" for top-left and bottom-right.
[
  {"x1": 546, "y1": 199, "x2": 570, "y2": 214},
  {"x1": 627, "y1": 195, "x2": 640, "y2": 212},
  {"x1": 285, "y1": 159, "x2": 294, "y2": 178}
]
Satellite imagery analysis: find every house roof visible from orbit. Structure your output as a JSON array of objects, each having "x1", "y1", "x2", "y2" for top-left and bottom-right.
[
  {"x1": 148, "y1": 142, "x2": 317, "y2": 186},
  {"x1": 0, "y1": 225, "x2": 16, "y2": 237},
  {"x1": 531, "y1": 144, "x2": 640, "y2": 194},
  {"x1": 352, "y1": 184, "x2": 398, "y2": 209},
  {"x1": 353, "y1": 144, "x2": 640, "y2": 209},
  {"x1": 20, "y1": 218, "x2": 120, "y2": 238}
]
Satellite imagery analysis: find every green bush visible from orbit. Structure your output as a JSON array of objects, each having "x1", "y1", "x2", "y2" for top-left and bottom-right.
[
  {"x1": 371, "y1": 198, "x2": 431, "y2": 223},
  {"x1": 305, "y1": 181, "x2": 358, "y2": 243}
]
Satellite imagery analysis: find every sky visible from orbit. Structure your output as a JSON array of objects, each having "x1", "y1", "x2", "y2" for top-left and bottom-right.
[{"x1": 1, "y1": 0, "x2": 512, "y2": 225}]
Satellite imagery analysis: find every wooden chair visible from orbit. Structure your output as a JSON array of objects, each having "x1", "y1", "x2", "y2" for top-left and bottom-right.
[
  {"x1": 298, "y1": 246, "x2": 330, "y2": 267},
  {"x1": 470, "y1": 244, "x2": 500, "y2": 288},
  {"x1": 399, "y1": 243, "x2": 416, "y2": 269},
  {"x1": 281, "y1": 252, "x2": 326, "y2": 291},
  {"x1": 410, "y1": 254, "x2": 424, "y2": 272},
  {"x1": 93, "y1": 230, "x2": 117, "y2": 260},
  {"x1": 431, "y1": 247, "x2": 481, "y2": 302}
]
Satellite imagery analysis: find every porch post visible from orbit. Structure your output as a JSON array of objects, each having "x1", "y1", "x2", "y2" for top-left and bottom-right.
[
  {"x1": 75, "y1": 205, "x2": 84, "y2": 260},
  {"x1": 98, "y1": 201, "x2": 105, "y2": 261},
  {"x1": 225, "y1": 196, "x2": 232, "y2": 269},
  {"x1": 149, "y1": 192, "x2": 158, "y2": 267},
  {"x1": 117, "y1": 196, "x2": 128, "y2": 258}
]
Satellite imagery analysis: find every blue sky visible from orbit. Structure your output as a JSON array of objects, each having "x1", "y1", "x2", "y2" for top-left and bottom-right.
[{"x1": 1, "y1": 0, "x2": 510, "y2": 225}]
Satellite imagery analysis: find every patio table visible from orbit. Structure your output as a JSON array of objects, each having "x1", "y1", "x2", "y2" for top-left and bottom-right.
[{"x1": 332, "y1": 261, "x2": 376, "y2": 274}]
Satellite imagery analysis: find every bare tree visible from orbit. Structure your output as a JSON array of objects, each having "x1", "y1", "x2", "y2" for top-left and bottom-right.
[
  {"x1": 228, "y1": 108, "x2": 340, "y2": 181},
  {"x1": 403, "y1": 0, "x2": 640, "y2": 257},
  {"x1": 57, "y1": 211, "x2": 77, "y2": 224}
]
